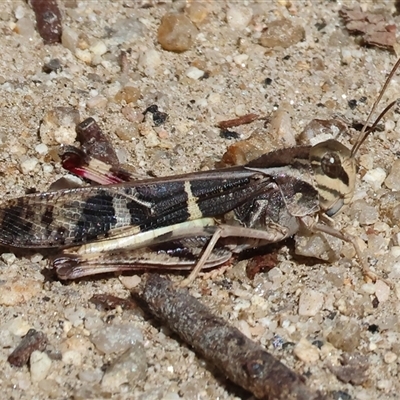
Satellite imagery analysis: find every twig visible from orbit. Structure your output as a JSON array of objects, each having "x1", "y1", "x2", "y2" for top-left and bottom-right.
[
  {"x1": 28, "y1": 0, "x2": 62, "y2": 44},
  {"x1": 217, "y1": 113, "x2": 259, "y2": 129},
  {"x1": 134, "y1": 274, "x2": 326, "y2": 400}
]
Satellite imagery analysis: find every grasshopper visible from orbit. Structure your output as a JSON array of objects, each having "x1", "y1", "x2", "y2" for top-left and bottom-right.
[{"x1": 1, "y1": 59, "x2": 399, "y2": 286}]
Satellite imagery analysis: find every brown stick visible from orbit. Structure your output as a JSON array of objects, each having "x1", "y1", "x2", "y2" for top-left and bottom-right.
[
  {"x1": 135, "y1": 274, "x2": 326, "y2": 400},
  {"x1": 217, "y1": 113, "x2": 259, "y2": 129},
  {"x1": 28, "y1": 0, "x2": 62, "y2": 44}
]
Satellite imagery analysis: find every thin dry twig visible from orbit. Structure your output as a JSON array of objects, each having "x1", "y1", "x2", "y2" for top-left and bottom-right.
[
  {"x1": 217, "y1": 113, "x2": 260, "y2": 129},
  {"x1": 29, "y1": 0, "x2": 62, "y2": 44},
  {"x1": 134, "y1": 274, "x2": 326, "y2": 400}
]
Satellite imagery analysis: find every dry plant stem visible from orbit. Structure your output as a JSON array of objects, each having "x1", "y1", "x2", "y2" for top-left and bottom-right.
[
  {"x1": 179, "y1": 226, "x2": 223, "y2": 287},
  {"x1": 136, "y1": 274, "x2": 326, "y2": 400},
  {"x1": 217, "y1": 113, "x2": 260, "y2": 129},
  {"x1": 29, "y1": 0, "x2": 62, "y2": 44}
]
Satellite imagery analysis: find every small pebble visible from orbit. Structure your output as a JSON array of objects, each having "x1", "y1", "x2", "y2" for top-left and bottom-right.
[
  {"x1": 327, "y1": 319, "x2": 361, "y2": 352},
  {"x1": 233, "y1": 53, "x2": 248, "y2": 66},
  {"x1": 101, "y1": 342, "x2": 147, "y2": 390},
  {"x1": 15, "y1": 5, "x2": 26, "y2": 19},
  {"x1": 295, "y1": 232, "x2": 342, "y2": 262},
  {"x1": 294, "y1": 338, "x2": 320, "y2": 363},
  {"x1": 90, "y1": 323, "x2": 143, "y2": 354},
  {"x1": 43, "y1": 59, "x2": 62, "y2": 74},
  {"x1": 119, "y1": 275, "x2": 141, "y2": 290},
  {"x1": 385, "y1": 160, "x2": 400, "y2": 190},
  {"x1": 20, "y1": 156, "x2": 39, "y2": 174},
  {"x1": 90, "y1": 41, "x2": 107, "y2": 56},
  {"x1": 390, "y1": 265, "x2": 400, "y2": 284},
  {"x1": 120, "y1": 108, "x2": 143, "y2": 125},
  {"x1": 110, "y1": 17, "x2": 145, "y2": 44},
  {"x1": 359, "y1": 153, "x2": 373, "y2": 170},
  {"x1": 35, "y1": 143, "x2": 49, "y2": 156},
  {"x1": 391, "y1": 246, "x2": 400, "y2": 257},
  {"x1": 115, "y1": 147, "x2": 129, "y2": 164},
  {"x1": 40, "y1": 108, "x2": 80, "y2": 145},
  {"x1": 367, "y1": 233, "x2": 387, "y2": 255},
  {"x1": 30, "y1": 351, "x2": 52, "y2": 382},
  {"x1": 114, "y1": 86, "x2": 141, "y2": 104},
  {"x1": 375, "y1": 280, "x2": 390, "y2": 303},
  {"x1": 208, "y1": 93, "x2": 220, "y2": 104},
  {"x1": 62, "y1": 320, "x2": 72, "y2": 335},
  {"x1": 158, "y1": 13, "x2": 198, "y2": 52},
  {"x1": 185, "y1": 66, "x2": 205, "y2": 80},
  {"x1": 269, "y1": 103, "x2": 296, "y2": 146},
  {"x1": 86, "y1": 95, "x2": 108, "y2": 110},
  {"x1": 341, "y1": 48, "x2": 352, "y2": 64},
  {"x1": 226, "y1": 6, "x2": 253, "y2": 30},
  {"x1": 349, "y1": 200, "x2": 379, "y2": 225},
  {"x1": 2, "y1": 252, "x2": 16, "y2": 265},
  {"x1": 145, "y1": 131, "x2": 161, "y2": 147},
  {"x1": 384, "y1": 351, "x2": 397, "y2": 364},
  {"x1": 360, "y1": 206, "x2": 379, "y2": 225},
  {"x1": 138, "y1": 49, "x2": 161, "y2": 75},
  {"x1": 53, "y1": 127, "x2": 77, "y2": 145},
  {"x1": 320, "y1": 342, "x2": 337, "y2": 359},
  {"x1": 260, "y1": 18, "x2": 305, "y2": 48},
  {"x1": 61, "y1": 27, "x2": 79, "y2": 53},
  {"x1": 362, "y1": 167, "x2": 386, "y2": 191},
  {"x1": 369, "y1": 342, "x2": 377, "y2": 351},
  {"x1": 235, "y1": 104, "x2": 246, "y2": 116},
  {"x1": 79, "y1": 369, "x2": 103, "y2": 384},
  {"x1": 250, "y1": 294, "x2": 268, "y2": 309},
  {"x1": 361, "y1": 283, "x2": 376, "y2": 295},
  {"x1": 298, "y1": 289, "x2": 324, "y2": 317}
]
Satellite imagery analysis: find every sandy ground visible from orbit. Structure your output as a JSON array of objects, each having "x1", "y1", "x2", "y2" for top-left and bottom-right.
[{"x1": 1, "y1": 0, "x2": 400, "y2": 399}]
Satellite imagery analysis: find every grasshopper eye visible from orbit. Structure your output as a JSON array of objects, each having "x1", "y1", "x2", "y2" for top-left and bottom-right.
[{"x1": 320, "y1": 152, "x2": 346, "y2": 181}]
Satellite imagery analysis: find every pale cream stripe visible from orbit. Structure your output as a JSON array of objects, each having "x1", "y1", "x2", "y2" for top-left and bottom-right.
[{"x1": 184, "y1": 181, "x2": 203, "y2": 220}]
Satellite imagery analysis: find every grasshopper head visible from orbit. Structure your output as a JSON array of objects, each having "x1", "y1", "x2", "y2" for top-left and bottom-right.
[{"x1": 310, "y1": 139, "x2": 356, "y2": 217}]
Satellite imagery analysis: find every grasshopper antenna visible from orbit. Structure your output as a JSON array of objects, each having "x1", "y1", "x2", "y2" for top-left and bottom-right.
[{"x1": 351, "y1": 57, "x2": 400, "y2": 157}]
